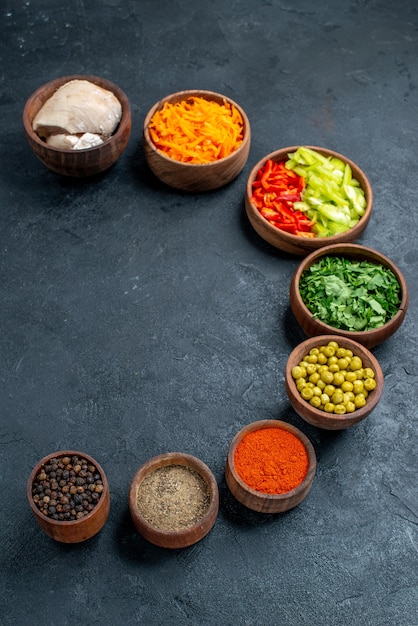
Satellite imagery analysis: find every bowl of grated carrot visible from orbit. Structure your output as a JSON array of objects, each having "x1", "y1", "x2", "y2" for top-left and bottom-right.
[
  {"x1": 143, "y1": 90, "x2": 251, "y2": 192},
  {"x1": 245, "y1": 146, "x2": 373, "y2": 256}
]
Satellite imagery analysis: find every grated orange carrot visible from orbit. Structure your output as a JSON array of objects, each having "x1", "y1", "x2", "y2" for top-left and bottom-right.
[{"x1": 148, "y1": 96, "x2": 244, "y2": 164}]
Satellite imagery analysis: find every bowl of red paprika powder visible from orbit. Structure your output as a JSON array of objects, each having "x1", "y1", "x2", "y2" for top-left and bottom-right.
[
  {"x1": 225, "y1": 420, "x2": 316, "y2": 513},
  {"x1": 245, "y1": 146, "x2": 373, "y2": 256}
]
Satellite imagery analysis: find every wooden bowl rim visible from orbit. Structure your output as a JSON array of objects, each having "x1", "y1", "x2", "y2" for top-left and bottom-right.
[
  {"x1": 143, "y1": 89, "x2": 251, "y2": 168},
  {"x1": 129, "y1": 452, "x2": 219, "y2": 538},
  {"x1": 227, "y1": 419, "x2": 316, "y2": 500},
  {"x1": 291, "y1": 242, "x2": 409, "y2": 339},
  {"x1": 245, "y1": 145, "x2": 373, "y2": 245},
  {"x1": 27, "y1": 449, "x2": 109, "y2": 527},
  {"x1": 285, "y1": 334, "x2": 384, "y2": 424},
  {"x1": 22, "y1": 74, "x2": 131, "y2": 154}
]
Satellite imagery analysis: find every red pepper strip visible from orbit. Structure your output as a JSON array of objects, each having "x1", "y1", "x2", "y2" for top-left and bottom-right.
[
  {"x1": 272, "y1": 201, "x2": 298, "y2": 218},
  {"x1": 250, "y1": 160, "x2": 314, "y2": 236},
  {"x1": 274, "y1": 192, "x2": 301, "y2": 202},
  {"x1": 259, "y1": 159, "x2": 275, "y2": 190},
  {"x1": 250, "y1": 189, "x2": 267, "y2": 208},
  {"x1": 261, "y1": 202, "x2": 312, "y2": 236},
  {"x1": 260, "y1": 208, "x2": 281, "y2": 221},
  {"x1": 297, "y1": 231, "x2": 316, "y2": 238},
  {"x1": 273, "y1": 223, "x2": 300, "y2": 233},
  {"x1": 296, "y1": 221, "x2": 314, "y2": 232}
]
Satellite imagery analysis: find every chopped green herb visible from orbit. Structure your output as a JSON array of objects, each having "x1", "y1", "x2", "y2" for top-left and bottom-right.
[{"x1": 299, "y1": 256, "x2": 401, "y2": 331}]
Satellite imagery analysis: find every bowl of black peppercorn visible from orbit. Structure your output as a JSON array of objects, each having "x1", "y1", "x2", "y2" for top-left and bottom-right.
[{"x1": 27, "y1": 450, "x2": 110, "y2": 543}]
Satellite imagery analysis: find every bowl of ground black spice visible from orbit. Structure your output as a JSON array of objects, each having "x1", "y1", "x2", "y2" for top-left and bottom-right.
[
  {"x1": 27, "y1": 450, "x2": 110, "y2": 543},
  {"x1": 129, "y1": 452, "x2": 219, "y2": 549},
  {"x1": 225, "y1": 420, "x2": 316, "y2": 514}
]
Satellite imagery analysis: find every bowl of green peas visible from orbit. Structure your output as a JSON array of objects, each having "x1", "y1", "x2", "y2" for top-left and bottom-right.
[{"x1": 285, "y1": 335, "x2": 384, "y2": 430}]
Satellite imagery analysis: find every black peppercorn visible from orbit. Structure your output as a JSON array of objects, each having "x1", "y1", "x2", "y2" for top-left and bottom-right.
[{"x1": 31, "y1": 454, "x2": 104, "y2": 521}]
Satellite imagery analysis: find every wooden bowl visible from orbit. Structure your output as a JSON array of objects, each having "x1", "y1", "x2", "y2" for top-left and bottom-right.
[
  {"x1": 129, "y1": 452, "x2": 219, "y2": 549},
  {"x1": 143, "y1": 90, "x2": 251, "y2": 192},
  {"x1": 225, "y1": 420, "x2": 316, "y2": 513},
  {"x1": 285, "y1": 335, "x2": 384, "y2": 430},
  {"x1": 27, "y1": 450, "x2": 110, "y2": 543},
  {"x1": 245, "y1": 146, "x2": 373, "y2": 256},
  {"x1": 290, "y1": 243, "x2": 409, "y2": 348},
  {"x1": 23, "y1": 74, "x2": 131, "y2": 177}
]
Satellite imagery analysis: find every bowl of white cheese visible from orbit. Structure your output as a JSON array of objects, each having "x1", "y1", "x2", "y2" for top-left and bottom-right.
[{"x1": 23, "y1": 74, "x2": 131, "y2": 177}]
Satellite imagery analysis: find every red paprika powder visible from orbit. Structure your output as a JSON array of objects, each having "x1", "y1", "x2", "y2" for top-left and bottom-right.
[{"x1": 234, "y1": 427, "x2": 309, "y2": 494}]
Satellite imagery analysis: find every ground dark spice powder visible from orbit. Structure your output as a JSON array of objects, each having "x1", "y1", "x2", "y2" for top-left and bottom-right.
[{"x1": 136, "y1": 464, "x2": 210, "y2": 532}]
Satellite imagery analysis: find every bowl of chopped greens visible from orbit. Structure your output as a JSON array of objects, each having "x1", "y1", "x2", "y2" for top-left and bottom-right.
[
  {"x1": 285, "y1": 335, "x2": 384, "y2": 430},
  {"x1": 245, "y1": 146, "x2": 373, "y2": 256},
  {"x1": 290, "y1": 243, "x2": 408, "y2": 348},
  {"x1": 143, "y1": 89, "x2": 251, "y2": 192}
]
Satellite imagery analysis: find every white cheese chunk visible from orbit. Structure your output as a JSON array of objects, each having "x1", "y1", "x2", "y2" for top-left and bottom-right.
[{"x1": 33, "y1": 79, "x2": 122, "y2": 140}]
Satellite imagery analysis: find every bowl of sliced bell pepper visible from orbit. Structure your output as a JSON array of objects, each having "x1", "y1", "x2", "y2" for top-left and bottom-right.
[
  {"x1": 143, "y1": 89, "x2": 251, "y2": 192},
  {"x1": 245, "y1": 146, "x2": 373, "y2": 256}
]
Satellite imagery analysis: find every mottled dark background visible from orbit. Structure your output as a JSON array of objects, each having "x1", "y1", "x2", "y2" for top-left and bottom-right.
[{"x1": 1, "y1": 1, "x2": 417, "y2": 624}]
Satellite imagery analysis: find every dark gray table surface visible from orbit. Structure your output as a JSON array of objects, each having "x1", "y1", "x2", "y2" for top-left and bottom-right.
[{"x1": 1, "y1": 1, "x2": 417, "y2": 625}]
